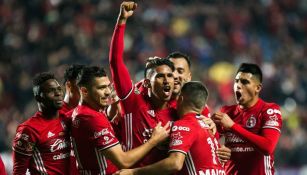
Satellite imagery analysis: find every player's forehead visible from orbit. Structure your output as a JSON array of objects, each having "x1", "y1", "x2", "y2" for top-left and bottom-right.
[
  {"x1": 235, "y1": 72, "x2": 253, "y2": 80},
  {"x1": 41, "y1": 79, "x2": 60, "y2": 90},
  {"x1": 170, "y1": 57, "x2": 189, "y2": 69},
  {"x1": 93, "y1": 76, "x2": 110, "y2": 86},
  {"x1": 153, "y1": 65, "x2": 173, "y2": 74}
]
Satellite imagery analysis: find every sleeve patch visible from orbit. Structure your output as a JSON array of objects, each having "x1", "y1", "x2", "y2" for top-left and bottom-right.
[{"x1": 264, "y1": 115, "x2": 280, "y2": 127}]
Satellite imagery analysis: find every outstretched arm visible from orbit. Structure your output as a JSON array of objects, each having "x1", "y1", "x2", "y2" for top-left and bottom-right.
[{"x1": 109, "y1": 2, "x2": 137, "y2": 99}]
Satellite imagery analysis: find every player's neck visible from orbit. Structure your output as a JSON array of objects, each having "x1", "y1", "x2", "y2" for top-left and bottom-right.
[
  {"x1": 149, "y1": 95, "x2": 169, "y2": 110},
  {"x1": 178, "y1": 107, "x2": 199, "y2": 119},
  {"x1": 240, "y1": 96, "x2": 259, "y2": 109},
  {"x1": 39, "y1": 107, "x2": 59, "y2": 119}
]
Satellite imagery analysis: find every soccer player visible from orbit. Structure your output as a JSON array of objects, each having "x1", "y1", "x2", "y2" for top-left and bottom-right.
[
  {"x1": 70, "y1": 66, "x2": 170, "y2": 175},
  {"x1": 109, "y1": 2, "x2": 177, "y2": 167},
  {"x1": 212, "y1": 63, "x2": 282, "y2": 175},
  {"x1": 61, "y1": 64, "x2": 85, "y2": 113},
  {"x1": 114, "y1": 81, "x2": 226, "y2": 175},
  {"x1": 12, "y1": 72, "x2": 70, "y2": 174},
  {"x1": 166, "y1": 51, "x2": 231, "y2": 162}
]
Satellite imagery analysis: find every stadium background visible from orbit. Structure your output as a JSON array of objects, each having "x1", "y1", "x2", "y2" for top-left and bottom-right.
[{"x1": 0, "y1": 0, "x2": 307, "y2": 174}]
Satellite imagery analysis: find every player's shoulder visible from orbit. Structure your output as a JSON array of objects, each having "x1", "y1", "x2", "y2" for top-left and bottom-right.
[
  {"x1": 17, "y1": 112, "x2": 43, "y2": 134},
  {"x1": 260, "y1": 99, "x2": 281, "y2": 115}
]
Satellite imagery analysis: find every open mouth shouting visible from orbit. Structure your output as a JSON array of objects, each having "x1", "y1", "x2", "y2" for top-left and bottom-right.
[
  {"x1": 162, "y1": 85, "x2": 172, "y2": 97},
  {"x1": 235, "y1": 91, "x2": 242, "y2": 102}
]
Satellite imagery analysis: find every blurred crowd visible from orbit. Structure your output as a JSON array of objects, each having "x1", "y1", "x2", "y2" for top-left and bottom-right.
[{"x1": 1, "y1": 0, "x2": 307, "y2": 173}]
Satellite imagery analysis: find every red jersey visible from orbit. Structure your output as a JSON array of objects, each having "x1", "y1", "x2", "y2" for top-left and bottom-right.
[
  {"x1": 60, "y1": 102, "x2": 73, "y2": 113},
  {"x1": 0, "y1": 156, "x2": 6, "y2": 175},
  {"x1": 169, "y1": 113, "x2": 225, "y2": 175},
  {"x1": 221, "y1": 99, "x2": 282, "y2": 175},
  {"x1": 109, "y1": 24, "x2": 178, "y2": 167},
  {"x1": 62, "y1": 104, "x2": 79, "y2": 175},
  {"x1": 71, "y1": 104, "x2": 119, "y2": 175},
  {"x1": 12, "y1": 111, "x2": 71, "y2": 175}
]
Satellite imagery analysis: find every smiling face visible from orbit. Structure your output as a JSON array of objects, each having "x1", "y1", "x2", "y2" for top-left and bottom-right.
[
  {"x1": 169, "y1": 57, "x2": 192, "y2": 97},
  {"x1": 234, "y1": 72, "x2": 262, "y2": 108},
  {"x1": 87, "y1": 76, "x2": 112, "y2": 109},
  {"x1": 148, "y1": 65, "x2": 174, "y2": 102},
  {"x1": 39, "y1": 79, "x2": 64, "y2": 110}
]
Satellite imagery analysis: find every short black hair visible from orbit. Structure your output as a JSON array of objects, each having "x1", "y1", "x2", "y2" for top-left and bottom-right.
[
  {"x1": 167, "y1": 51, "x2": 191, "y2": 68},
  {"x1": 237, "y1": 63, "x2": 262, "y2": 83},
  {"x1": 64, "y1": 64, "x2": 85, "y2": 84},
  {"x1": 144, "y1": 58, "x2": 175, "y2": 78},
  {"x1": 77, "y1": 66, "x2": 107, "y2": 88},
  {"x1": 181, "y1": 81, "x2": 209, "y2": 110},
  {"x1": 32, "y1": 72, "x2": 55, "y2": 96}
]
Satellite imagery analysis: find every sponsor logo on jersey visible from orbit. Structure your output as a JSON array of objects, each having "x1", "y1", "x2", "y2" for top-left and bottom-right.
[
  {"x1": 267, "y1": 108, "x2": 281, "y2": 115},
  {"x1": 50, "y1": 139, "x2": 69, "y2": 152},
  {"x1": 103, "y1": 136, "x2": 114, "y2": 145},
  {"x1": 48, "y1": 131, "x2": 55, "y2": 138},
  {"x1": 53, "y1": 152, "x2": 70, "y2": 160},
  {"x1": 94, "y1": 128, "x2": 110, "y2": 139},
  {"x1": 147, "y1": 110, "x2": 155, "y2": 117},
  {"x1": 231, "y1": 146, "x2": 254, "y2": 152},
  {"x1": 246, "y1": 115, "x2": 256, "y2": 128},
  {"x1": 265, "y1": 115, "x2": 279, "y2": 127},
  {"x1": 170, "y1": 132, "x2": 183, "y2": 146},
  {"x1": 171, "y1": 125, "x2": 190, "y2": 132},
  {"x1": 199, "y1": 169, "x2": 226, "y2": 175},
  {"x1": 225, "y1": 132, "x2": 245, "y2": 143}
]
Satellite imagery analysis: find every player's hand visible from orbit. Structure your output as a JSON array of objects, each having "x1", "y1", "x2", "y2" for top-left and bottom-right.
[
  {"x1": 216, "y1": 145, "x2": 231, "y2": 164},
  {"x1": 212, "y1": 112, "x2": 234, "y2": 130},
  {"x1": 149, "y1": 122, "x2": 170, "y2": 145},
  {"x1": 198, "y1": 115, "x2": 217, "y2": 135},
  {"x1": 117, "y1": 1, "x2": 137, "y2": 24},
  {"x1": 113, "y1": 169, "x2": 135, "y2": 175}
]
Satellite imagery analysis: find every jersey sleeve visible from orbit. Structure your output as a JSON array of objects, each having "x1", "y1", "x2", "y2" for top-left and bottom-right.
[
  {"x1": 261, "y1": 104, "x2": 282, "y2": 132},
  {"x1": 12, "y1": 125, "x2": 37, "y2": 174},
  {"x1": 109, "y1": 24, "x2": 133, "y2": 100},
  {"x1": 169, "y1": 121, "x2": 196, "y2": 155},
  {"x1": 12, "y1": 125, "x2": 37, "y2": 156},
  {"x1": 86, "y1": 115, "x2": 119, "y2": 151}
]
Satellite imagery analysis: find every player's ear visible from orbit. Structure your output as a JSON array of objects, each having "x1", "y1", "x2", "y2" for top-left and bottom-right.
[
  {"x1": 255, "y1": 83, "x2": 262, "y2": 94},
  {"x1": 143, "y1": 79, "x2": 151, "y2": 88},
  {"x1": 65, "y1": 81, "x2": 71, "y2": 90},
  {"x1": 80, "y1": 86, "x2": 88, "y2": 97}
]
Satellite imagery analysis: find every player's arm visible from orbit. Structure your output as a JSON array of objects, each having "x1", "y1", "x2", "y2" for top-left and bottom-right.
[
  {"x1": 213, "y1": 111, "x2": 281, "y2": 155},
  {"x1": 12, "y1": 151, "x2": 31, "y2": 175},
  {"x1": 12, "y1": 126, "x2": 37, "y2": 174},
  {"x1": 114, "y1": 152, "x2": 185, "y2": 175},
  {"x1": 102, "y1": 122, "x2": 170, "y2": 169},
  {"x1": 109, "y1": 1, "x2": 137, "y2": 99}
]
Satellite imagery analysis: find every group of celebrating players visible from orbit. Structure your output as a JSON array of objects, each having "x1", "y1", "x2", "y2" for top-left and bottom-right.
[{"x1": 10, "y1": 2, "x2": 283, "y2": 175}]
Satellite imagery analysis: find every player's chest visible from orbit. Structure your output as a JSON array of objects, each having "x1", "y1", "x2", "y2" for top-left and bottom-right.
[
  {"x1": 37, "y1": 120, "x2": 70, "y2": 153},
  {"x1": 232, "y1": 111, "x2": 262, "y2": 133}
]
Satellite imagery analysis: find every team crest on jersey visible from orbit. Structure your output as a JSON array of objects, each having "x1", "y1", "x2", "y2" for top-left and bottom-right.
[{"x1": 246, "y1": 115, "x2": 256, "y2": 128}]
